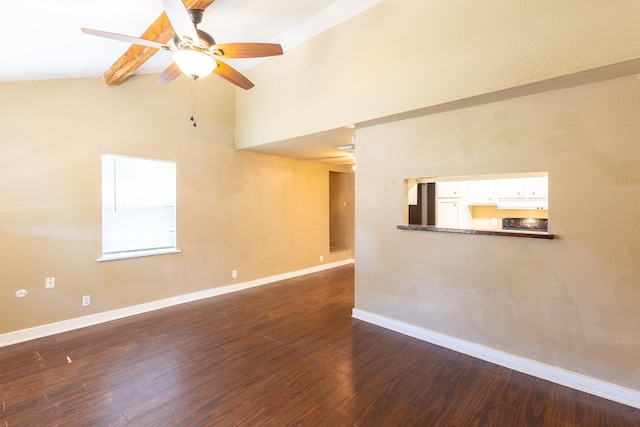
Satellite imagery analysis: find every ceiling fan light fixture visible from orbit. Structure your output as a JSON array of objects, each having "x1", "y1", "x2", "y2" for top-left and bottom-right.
[{"x1": 172, "y1": 49, "x2": 217, "y2": 80}]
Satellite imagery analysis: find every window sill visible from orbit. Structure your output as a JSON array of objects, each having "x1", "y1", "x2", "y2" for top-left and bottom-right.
[
  {"x1": 396, "y1": 225, "x2": 554, "y2": 239},
  {"x1": 98, "y1": 249, "x2": 182, "y2": 262}
]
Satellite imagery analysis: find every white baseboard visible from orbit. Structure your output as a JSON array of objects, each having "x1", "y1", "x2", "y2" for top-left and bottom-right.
[
  {"x1": 352, "y1": 308, "x2": 640, "y2": 410},
  {"x1": 0, "y1": 259, "x2": 354, "y2": 348}
]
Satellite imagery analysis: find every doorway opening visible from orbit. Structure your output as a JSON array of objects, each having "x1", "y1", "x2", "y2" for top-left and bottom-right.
[{"x1": 329, "y1": 171, "x2": 355, "y2": 253}]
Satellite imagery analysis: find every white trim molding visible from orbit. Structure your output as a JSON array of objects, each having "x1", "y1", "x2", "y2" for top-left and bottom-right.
[
  {"x1": 352, "y1": 308, "x2": 640, "y2": 410},
  {"x1": 0, "y1": 259, "x2": 354, "y2": 348}
]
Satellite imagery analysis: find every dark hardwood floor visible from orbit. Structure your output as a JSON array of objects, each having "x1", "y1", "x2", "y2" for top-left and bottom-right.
[{"x1": 1, "y1": 264, "x2": 639, "y2": 426}]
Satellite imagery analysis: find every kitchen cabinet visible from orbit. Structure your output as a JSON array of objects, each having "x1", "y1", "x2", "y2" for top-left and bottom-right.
[
  {"x1": 436, "y1": 181, "x2": 463, "y2": 198},
  {"x1": 436, "y1": 200, "x2": 472, "y2": 228},
  {"x1": 497, "y1": 178, "x2": 526, "y2": 198},
  {"x1": 467, "y1": 180, "x2": 497, "y2": 205},
  {"x1": 497, "y1": 176, "x2": 548, "y2": 200},
  {"x1": 404, "y1": 172, "x2": 549, "y2": 232},
  {"x1": 525, "y1": 176, "x2": 548, "y2": 199},
  {"x1": 436, "y1": 181, "x2": 470, "y2": 227},
  {"x1": 496, "y1": 176, "x2": 548, "y2": 209},
  {"x1": 437, "y1": 201, "x2": 460, "y2": 228}
]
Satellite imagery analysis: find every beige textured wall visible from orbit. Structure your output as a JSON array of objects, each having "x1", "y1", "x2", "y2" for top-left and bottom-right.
[
  {"x1": 230, "y1": 0, "x2": 640, "y2": 391},
  {"x1": 0, "y1": 75, "x2": 350, "y2": 335},
  {"x1": 236, "y1": 0, "x2": 640, "y2": 148},
  {"x1": 355, "y1": 74, "x2": 640, "y2": 389}
]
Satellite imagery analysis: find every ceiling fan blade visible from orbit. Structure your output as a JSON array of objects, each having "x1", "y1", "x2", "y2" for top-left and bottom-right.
[
  {"x1": 161, "y1": 0, "x2": 199, "y2": 44},
  {"x1": 95, "y1": 0, "x2": 214, "y2": 86},
  {"x1": 157, "y1": 62, "x2": 183, "y2": 83},
  {"x1": 214, "y1": 60, "x2": 254, "y2": 90},
  {"x1": 81, "y1": 28, "x2": 173, "y2": 50},
  {"x1": 212, "y1": 43, "x2": 283, "y2": 58}
]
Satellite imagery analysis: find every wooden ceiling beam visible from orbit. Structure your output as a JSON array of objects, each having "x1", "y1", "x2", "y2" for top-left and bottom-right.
[{"x1": 102, "y1": 0, "x2": 215, "y2": 86}]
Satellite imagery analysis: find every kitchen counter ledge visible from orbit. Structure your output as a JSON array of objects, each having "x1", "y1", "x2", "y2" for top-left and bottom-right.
[{"x1": 397, "y1": 225, "x2": 554, "y2": 239}]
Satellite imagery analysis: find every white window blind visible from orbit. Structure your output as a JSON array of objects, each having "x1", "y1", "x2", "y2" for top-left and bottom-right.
[{"x1": 101, "y1": 154, "x2": 177, "y2": 260}]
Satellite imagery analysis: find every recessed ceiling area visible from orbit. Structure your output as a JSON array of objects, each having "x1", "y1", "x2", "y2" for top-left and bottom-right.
[{"x1": 241, "y1": 126, "x2": 356, "y2": 166}]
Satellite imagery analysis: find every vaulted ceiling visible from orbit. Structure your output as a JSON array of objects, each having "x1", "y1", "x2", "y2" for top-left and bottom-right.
[
  {"x1": 2, "y1": 0, "x2": 380, "y2": 166},
  {"x1": 1, "y1": 0, "x2": 380, "y2": 83}
]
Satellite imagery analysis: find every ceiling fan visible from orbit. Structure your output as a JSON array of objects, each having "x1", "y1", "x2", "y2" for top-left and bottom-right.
[{"x1": 81, "y1": 0, "x2": 283, "y2": 89}]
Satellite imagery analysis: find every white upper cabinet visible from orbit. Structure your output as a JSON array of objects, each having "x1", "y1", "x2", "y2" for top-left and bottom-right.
[
  {"x1": 497, "y1": 178, "x2": 526, "y2": 199},
  {"x1": 466, "y1": 175, "x2": 548, "y2": 209},
  {"x1": 525, "y1": 176, "x2": 549, "y2": 199},
  {"x1": 497, "y1": 176, "x2": 548, "y2": 200},
  {"x1": 467, "y1": 180, "x2": 498, "y2": 205},
  {"x1": 496, "y1": 175, "x2": 548, "y2": 210},
  {"x1": 436, "y1": 181, "x2": 464, "y2": 198}
]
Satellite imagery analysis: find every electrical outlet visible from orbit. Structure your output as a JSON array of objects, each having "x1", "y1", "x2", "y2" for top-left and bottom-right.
[
  {"x1": 491, "y1": 218, "x2": 498, "y2": 226},
  {"x1": 231, "y1": 270, "x2": 238, "y2": 279},
  {"x1": 82, "y1": 295, "x2": 91, "y2": 306},
  {"x1": 320, "y1": 255, "x2": 324, "y2": 263},
  {"x1": 45, "y1": 277, "x2": 55, "y2": 288},
  {"x1": 15, "y1": 289, "x2": 27, "y2": 298}
]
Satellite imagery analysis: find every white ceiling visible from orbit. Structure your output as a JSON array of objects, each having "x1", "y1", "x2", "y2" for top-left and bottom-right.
[
  {"x1": 2, "y1": 0, "x2": 379, "y2": 166},
  {"x1": 1, "y1": 0, "x2": 380, "y2": 81}
]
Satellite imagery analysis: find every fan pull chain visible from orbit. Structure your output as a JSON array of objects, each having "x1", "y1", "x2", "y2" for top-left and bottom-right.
[{"x1": 190, "y1": 88, "x2": 197, "y2": 127}]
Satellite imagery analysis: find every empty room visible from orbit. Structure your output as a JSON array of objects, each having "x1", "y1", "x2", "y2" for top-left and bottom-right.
[{"x1": 1, "y1": 0, "x2": 640, "y2": 425}]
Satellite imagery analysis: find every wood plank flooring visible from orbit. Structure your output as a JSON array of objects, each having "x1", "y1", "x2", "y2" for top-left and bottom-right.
[{"x1": 1, "y1": 264, "x2": 639, "y2": 426}]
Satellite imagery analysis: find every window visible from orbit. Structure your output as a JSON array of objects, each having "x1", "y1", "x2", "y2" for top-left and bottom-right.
[
  {"x1": 100, "y1": 154, "x2": 178, "y2": 261},
  {"x1": 402, "y1": 172, "x2": 551, "y2": 238}
]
